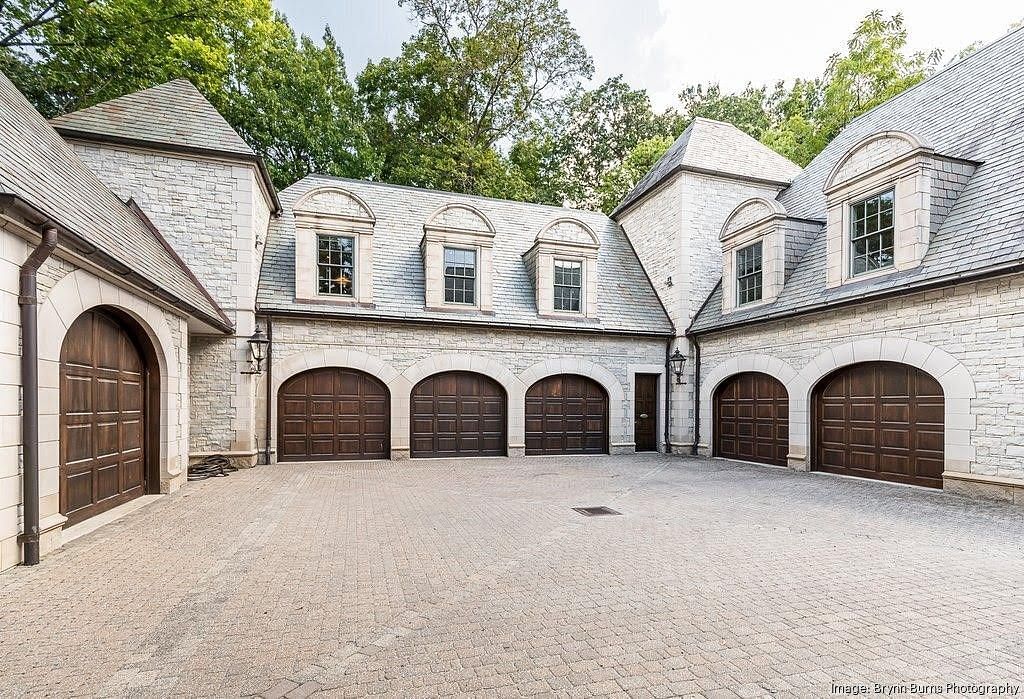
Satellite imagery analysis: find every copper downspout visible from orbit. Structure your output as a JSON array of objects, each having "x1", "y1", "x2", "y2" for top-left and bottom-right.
[
  {"x1": 19, "y1": 226, "x2": 58, "y2": 566},
  {"x1": 263, "y1": 317, "x2": 273, "y2": 465}
]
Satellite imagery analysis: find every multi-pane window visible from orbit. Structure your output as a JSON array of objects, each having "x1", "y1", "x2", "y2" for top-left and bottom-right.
[
  {"x1": 444, "y1": 247, "x2": 476, "y2": 304},
  {"x1": 850, "y1": 189, "x2": 895, "y2": 276},
  {"x1": 317, "y1": 234, "x2": 354, "y2": 296},
  {"x1": 553, "y1": 259, "x2": 582, "y2": 312},
  {"x1": 736, "y1": 241, "x2": 763, "y2": 305}
]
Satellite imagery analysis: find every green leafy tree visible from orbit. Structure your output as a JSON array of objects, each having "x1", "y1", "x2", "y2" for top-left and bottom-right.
[
  {"x1": 357, "y1": 0, "x2": 593, "y2": 197},
  {"x1": 1, "y1": 0, "x2": 370, "y2": 187},
  {"x1": 763, "y1": 11, "x2": 939, "y2": 165},
  {"x1": 594, "y1": 135, "x2": 672, "y2": 214},
  {"x1": 678, "y1": 83, "x2": 770, "y2": 139}
]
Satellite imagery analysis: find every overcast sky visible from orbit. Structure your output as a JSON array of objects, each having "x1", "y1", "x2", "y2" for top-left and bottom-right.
[{"x1": 273, "y1": 1, "x2": 1021, "y2": 109}]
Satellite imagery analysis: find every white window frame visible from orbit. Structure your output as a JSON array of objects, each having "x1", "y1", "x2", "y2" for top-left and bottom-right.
[
  {"x1": 735, "y1": 241, "x2": 763, "y2": 307},
  {"x1": 552, "y1": 258, "x2": 584, "y2": 314},
  {"x1": 316, "y1": 233, "x2": 357, "y2": 298},
  {"x1": 442, "y1": 246, "x2": 478, "y2": 306}
]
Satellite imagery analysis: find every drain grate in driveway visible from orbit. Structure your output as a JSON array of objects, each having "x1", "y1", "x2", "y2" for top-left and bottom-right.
[{"x1": 572, "y1": 506, "x2": 621, "y2": 517}]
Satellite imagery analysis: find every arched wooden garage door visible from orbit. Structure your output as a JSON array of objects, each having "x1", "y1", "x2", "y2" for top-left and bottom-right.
[
  {"x1": 714, "y1": 372, "x2": 788, "y2": 467},
  {"x1": 814, "y1": 362, "x2": 944, "y2": 488},
  {"x1": 60, "y1": 309, "x2": 154, "y2": 526},
  {"x1": 411, "y1": 371, "x2": 506, "y2": 458},
  {"x1": 525, "y1": 374, "x2": 608, "y2": 456},
  {"x1": 278, "y1": 368, "x2": 390, "y2": 461}
]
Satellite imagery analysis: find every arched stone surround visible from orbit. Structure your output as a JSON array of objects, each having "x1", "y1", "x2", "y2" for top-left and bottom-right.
[
  {"x1": 261, "y1": 345, "x2": 644, "y2": 460},
  {"x1": 36, "y1": 268, "x2": 186, "y2": 550},
  {"x1": 519, "y1": 358, "x2": 628, "y2": 451},
  {"x1": 262, "y1": 348, "x2": 406, "y2": 459},
  {"x1": 700, "y1": 338, "x2": 976, "y2": 474}
]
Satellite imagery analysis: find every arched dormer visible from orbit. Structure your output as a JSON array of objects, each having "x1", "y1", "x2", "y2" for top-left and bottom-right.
[
  {"x1": 292, "y1": 184, "x2": 376, "y2": 306},
  {"x1": 720, "y1": 197, "x2": 787, "y2": 242},
  {"x1": 824, "y1": 131, "x2": 932, "y2": 192},
  {"x1": 293, "y1": 185, "x2": 376, "y2": 224},
  {"x1": 524, "y1": 217, "x2": 601, "y2": 319},
  {"x1": 421, "y1": 201, "x2": 497, "y2": 313},
  {"x1": 820, "y1": 130, "x2": 966, "y2": 290}
]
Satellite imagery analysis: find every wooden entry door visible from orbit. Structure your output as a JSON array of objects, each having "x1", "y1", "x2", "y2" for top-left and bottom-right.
[
  {"x1": 60, "y1": 309, "x2": 149, "y2": 526},
  {"x1": 714, "y1": 372, "x2": 788, "y2": 466},
  {"x1": 278, "y1": 367, "x2": 390, "y2": 461},
  {"x1": 814, "y1": 362, "x2": 944, "y2": 488},
  {"x1": 411, "y1": 371, "x2": 506, "y2": 458},
  {"x1": 634, "y1": 374, "x2": 659, "y2": 452},
  {"x1": 525, "y1": 374, "x2": 608, "y2": 455}
]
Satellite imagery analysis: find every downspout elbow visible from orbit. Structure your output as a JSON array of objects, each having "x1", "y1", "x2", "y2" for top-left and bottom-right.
[{"x1": 19, "y1": 226, "x2": 58, "y2": 566}]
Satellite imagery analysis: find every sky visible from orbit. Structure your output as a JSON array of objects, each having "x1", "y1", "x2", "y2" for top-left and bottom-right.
[{"x1": 273, "y1": 0, "x2": 1022, "y2": 109}]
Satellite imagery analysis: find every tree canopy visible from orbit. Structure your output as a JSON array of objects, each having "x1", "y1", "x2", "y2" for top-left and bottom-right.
[{"x1": 1, "y1": 2, "x2": 984, "y2": 210}]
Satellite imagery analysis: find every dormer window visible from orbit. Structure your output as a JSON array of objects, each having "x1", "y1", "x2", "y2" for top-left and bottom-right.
[
  {"x1": 524, "y1": 218, "x2": 600, "y2": 319},
  {"x1": 317, "y1": 234, "x2": 355, "y2": 296},
  {"x1": 736, "y1": 241, "x2": 763, "y2": 305},
  {"x1": 444, "y1": 247, "x2": 477, "y2": 305},
  {"x1": 293, "y1": 186, "x2": 376, "y2": 305},
  {"x1": 850, "y1": 189, "x2": 894, "y2": 276},
  {"x1": 553, "y1": 259, "x2": 582, "y2": 312}
]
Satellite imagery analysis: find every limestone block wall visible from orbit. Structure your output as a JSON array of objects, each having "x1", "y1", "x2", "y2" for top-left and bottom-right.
[
  {"x1": 618, "y1": 171, "x2": 785, "y2": 451},
  {"x1": 67, "y1": 141, "x2": 273, "y2": 465},
  {"x1": 694, "y1": 273, "x2": 1024, "y2": 488},
  {"x1": 0, "y1": 225, "x2": 191, "y2": 571},
  {"x1": 258, "y1": 318, "x2": 669, "y2": 460}
]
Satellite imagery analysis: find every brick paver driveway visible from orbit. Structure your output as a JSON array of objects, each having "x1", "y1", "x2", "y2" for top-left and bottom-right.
[{"x1": 2, "y1": 455, "x2": 1023, "y2": 698}]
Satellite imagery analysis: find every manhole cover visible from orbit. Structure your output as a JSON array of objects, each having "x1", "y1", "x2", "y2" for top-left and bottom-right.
[{"x1": 572, "y1": 506, "x2": 621, "y2": 517}]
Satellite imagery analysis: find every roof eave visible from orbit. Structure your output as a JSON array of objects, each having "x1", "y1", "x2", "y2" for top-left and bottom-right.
[
  {"x1": 53, "y1": 127, "x2": 282, "y2": 215},
  {"x1": 611, "y1": 164, "x2": 794, "y2": 220},
  {"x1": 255, "y1": 305, "x2": 675, "y2": 338},
  {"x1": 0, "y1": 193, "x2": 235, "y2": 334},
  {"x1": 686, "y1": 261, "x2": 1024, "y2": 337}
]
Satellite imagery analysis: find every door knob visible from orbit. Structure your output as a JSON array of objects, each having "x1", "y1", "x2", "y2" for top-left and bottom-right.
[{"x1": 639, "y1": 413, "x2": 649, "y2": 419}]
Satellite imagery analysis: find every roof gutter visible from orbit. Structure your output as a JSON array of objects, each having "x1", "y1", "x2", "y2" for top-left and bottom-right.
[
  {"x1": 18, "y1": 225, "x2": 58, "y2": 566},
  {"x1": 0, "y1": 194, "x2": 233, "y2": 334},
  {"x1": 53, "y1": 128, "x2": 282, "y2": 215},
  {"x1": 687, "y1": 261, "x2": 1024, "y2": 337}
]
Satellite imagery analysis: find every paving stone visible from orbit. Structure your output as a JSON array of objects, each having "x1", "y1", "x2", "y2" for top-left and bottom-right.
[{"x1": 0, "y1": 454, "x2": 1023, "y2": 697}]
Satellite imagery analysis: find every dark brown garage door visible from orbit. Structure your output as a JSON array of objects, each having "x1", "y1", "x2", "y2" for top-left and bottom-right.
[
  {"x1": 278, "y1": 368, "x2": 389, "y2": 461},
  {"x1": 815, "y1": 362, "x2": 944, "y2": 488},
  {"x1": 525, "y1": 374, "x2": 608, "y2": 455},
  {"x1": 411, "y1": 371, "x2": 506, "y2": 458},
  {"x1": 714, "y1": 372, "x2": 788, "y2": 466},
  {"x1": 60, "y1": 310, "x2": 150, "y2": 526}
]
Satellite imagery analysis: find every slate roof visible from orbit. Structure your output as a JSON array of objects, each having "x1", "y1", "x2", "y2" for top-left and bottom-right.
[
  {"x1": 611, "y1": 118, "x2": 802, "y2": 217},
  {"x1": 689, "y1": 26, "x2": 1024, "y2": 335},
  {"x1": 257, "y1": 176, "x2": 674, "y2": 335},
  {"x1": 50, "y1": 79, "x2": 254, "y2": 156},
  {"x1": 0, "y1": 71, "x2": 231, "y2": 331}
]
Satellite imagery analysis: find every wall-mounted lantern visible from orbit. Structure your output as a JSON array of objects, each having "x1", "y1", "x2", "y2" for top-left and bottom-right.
[
  {"x1": 243, "y1": 325, "x2": 270, "y2": 375},
  {"x1": 668, "y1": 348, "x2": 686, "y2": 384}
]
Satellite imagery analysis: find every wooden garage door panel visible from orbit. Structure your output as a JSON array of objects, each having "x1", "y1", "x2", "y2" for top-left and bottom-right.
[
  {"x1": 525, "y1": 375, "x2": 608, "y2": 456},
  {"x1": 412, "y1": 372, "x2": 507, "y2": 458},
  {"x1": 278, "y1": 368, "x2": 390, "y2": 461},
  {"x1": 60, "y1": 310, "x2": 150, "y2": 527},
  {"x1": 714, "y1": 372, "x2": 788, "y2": 467},
  {"x1": 813, "y1": 362, "x2": 944, "y2": 488}
]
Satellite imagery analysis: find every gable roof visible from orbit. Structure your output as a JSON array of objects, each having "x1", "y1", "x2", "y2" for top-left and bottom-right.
[
  {"x1": 0, "y1": 71, "x2": 231, "y2": 332},
  {"x1": 50, "y1": 79, "x2": 253, "y2": 156},
  {"x1": 257, "y1": 176, "x2": 674, "y2": 336},
  {"x1": 689, "y1": 26, "x2": 1024, "y2": 335},
  {"x1": 611, "y1": 118, "x2": 802, "y2": 217}
]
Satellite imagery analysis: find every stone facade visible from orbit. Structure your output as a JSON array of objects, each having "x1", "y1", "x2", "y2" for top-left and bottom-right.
[
  {"x1": 66, "y1": 140, "x2": 274, "y2": 466},
  {"x1": 258, "y1": 318, "x2": 669, "y2": 460},
  {"x1": 0, "y1": 217, "x2": 191, "y2": 571},
  {"x1": 617, "y1": 170, "x2": 786, "y2": 450},
  {"x1": 694, "y1": 273, "x2": 1024, "y2": 489}
]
